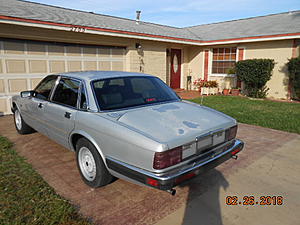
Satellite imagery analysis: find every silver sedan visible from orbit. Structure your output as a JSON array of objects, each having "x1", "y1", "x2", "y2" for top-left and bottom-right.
[{"x1": 11, "y1": 71, "x2": 243, "y2": 195}]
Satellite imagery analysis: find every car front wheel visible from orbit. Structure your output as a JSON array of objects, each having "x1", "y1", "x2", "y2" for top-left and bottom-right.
[
  {"x1": 13, "y1": 108, "x2": 34, "y2": 134},
  {"x1": 76, "y1": 138, "x2": 113, "y2": 188}
]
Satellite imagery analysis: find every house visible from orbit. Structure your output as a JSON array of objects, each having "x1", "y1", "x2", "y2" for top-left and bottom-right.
[{"x1": 0, "y1": 0, "x2": 299, "y2": 114}]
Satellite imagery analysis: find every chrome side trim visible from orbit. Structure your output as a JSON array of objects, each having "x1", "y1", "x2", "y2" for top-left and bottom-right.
[
  {"x1": 49, "y1": 75, "x2": 61, "y2": 101},
  {"x1": 106, "y1": 139, "x2": 244, "y2": 182}
]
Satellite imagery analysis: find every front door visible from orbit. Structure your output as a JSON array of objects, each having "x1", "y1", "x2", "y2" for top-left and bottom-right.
[
  {"x1": 22, "y1": 75, "x2": 58, "y2": 135},
  {"x1": 170, "y1": 49, "x2": 181, "y2": 89}
]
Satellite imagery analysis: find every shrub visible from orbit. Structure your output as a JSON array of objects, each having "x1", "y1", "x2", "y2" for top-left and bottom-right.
[
  {"x1": 193, "y1": 79, "x2": 218, "y2": 90},
  {"x1": 227, "y1": 67, "x2": 236, "y2": 75},
  {"x1": 193, "y1": 78, "x2": 205, "y2": 90},
  {"x1": 286, "y1": 56, "x2": 300, "y2": 100},
  {"x1": 208, "y1": 80, "x2": 218, "y2": 88},
  {"x1": 236, "y1": 59, "x2": 275, "y2": 98}
]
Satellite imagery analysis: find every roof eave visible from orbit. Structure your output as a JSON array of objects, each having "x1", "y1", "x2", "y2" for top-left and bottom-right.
[
  {"x1": 0, "y1": 15, "x2": 203, "y2": 46},
  {"x1": 0, "y1": 15, "x2": 300, "y2": 46}
]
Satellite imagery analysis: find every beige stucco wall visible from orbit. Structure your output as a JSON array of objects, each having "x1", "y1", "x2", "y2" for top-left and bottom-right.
[
  {"x1": 184, "y1": 40, "x2": 295, "y2": 97},
  {"x1": 243, "y1": 39, "x2": 294, "y2": 99},
  {"x1": 127, "y1": 41, "x2": 192, "y2": 86},
  {"x1": 143, "y1": 44, "x2": 167, "y2": 82},
  {"x1": 186, "y1": 47, "x2": 204, "y2": 90},
  {"x1": 125, "y1": 42, "x2": 167, "y2": 82}
]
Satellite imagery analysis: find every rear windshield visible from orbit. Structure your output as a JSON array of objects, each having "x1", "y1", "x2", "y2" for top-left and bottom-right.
[{"x1": 92, "y1": 76, "x2": 179, "y2": 110}]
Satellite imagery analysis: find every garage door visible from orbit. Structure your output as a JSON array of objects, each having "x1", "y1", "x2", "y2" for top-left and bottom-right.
[{"x1": 0, "y1": 38, "x2": 125, "y2": 115}]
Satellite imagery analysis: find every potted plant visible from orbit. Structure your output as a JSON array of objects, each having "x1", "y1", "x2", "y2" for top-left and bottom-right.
[
  {"x1": 208, "y1": 80, "x2": 218, "y2": 95},
  {"x1": 223, "y1": 68, "x2": 236, "y2": 95},
  {"x1": 193, "y1": 78, "x2": 205, "y2": 94},
  {"x1": 223, "y1": 88, "x2": 230, "y2": 95},
  {"x1": 193, "y1": 79, "x2": 219, "y2": 95},
  {"x1": 222, "y1": 67, "x2": 236, "y2": 95},
  {"x1": 231, "y1": 87, "x2": 240, "y2": 96},
  {"x1": 201, "y1": 81, "x2": 210, "y2": 95}
]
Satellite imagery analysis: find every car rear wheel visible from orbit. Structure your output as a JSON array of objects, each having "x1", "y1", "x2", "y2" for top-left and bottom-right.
[
  {"x1": 76, "y1": 138, "x2": 113, "y2": 188},
  {"x1": 13, "y1": 108, "x2": 34, "y2": 134}
]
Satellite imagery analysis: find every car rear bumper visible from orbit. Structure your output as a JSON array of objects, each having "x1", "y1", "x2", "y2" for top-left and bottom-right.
[{"x1": 106, "y1": 139, "x2": 244, "y2": 191}]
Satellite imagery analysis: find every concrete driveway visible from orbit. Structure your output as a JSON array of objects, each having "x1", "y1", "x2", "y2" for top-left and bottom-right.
[{"x1": 0, "y1": 115, "x2": 299, "y2": 225}]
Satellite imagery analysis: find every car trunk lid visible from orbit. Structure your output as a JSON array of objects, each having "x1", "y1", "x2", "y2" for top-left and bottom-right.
[{"x1": 115, "y1": 101, "x2": 235, "y2": 147}]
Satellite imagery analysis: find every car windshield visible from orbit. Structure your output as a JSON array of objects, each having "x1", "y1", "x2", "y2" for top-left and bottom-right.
[{"x1": 92, "y1": 76, "x2": 180, "y2": 110}]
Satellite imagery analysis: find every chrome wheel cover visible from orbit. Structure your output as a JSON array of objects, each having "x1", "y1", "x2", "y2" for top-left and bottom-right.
[
  {"x1": 15, "y1": 110, "x2": 22, "y2": 130},
  {"x1": 78, "y1": 147, "x2": 96, "y2": 181}
]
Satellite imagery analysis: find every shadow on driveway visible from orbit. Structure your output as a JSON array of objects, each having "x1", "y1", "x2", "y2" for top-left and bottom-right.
[{"x1": 181, "y1": 169, "x2": 228, "y2": 225}]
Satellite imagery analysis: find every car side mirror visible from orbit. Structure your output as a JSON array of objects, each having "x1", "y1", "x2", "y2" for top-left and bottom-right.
[{"x1": 20, "y1": 90, "x2": 35, "y2": 98}]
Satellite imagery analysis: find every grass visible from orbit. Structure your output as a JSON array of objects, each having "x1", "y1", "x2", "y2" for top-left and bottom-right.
[
  {"x1": 190, "y1": 96, "x2": 300, "y2": 134},
  {"x1": 0, "y1": 136, "x2": 91, "y2": 225}
]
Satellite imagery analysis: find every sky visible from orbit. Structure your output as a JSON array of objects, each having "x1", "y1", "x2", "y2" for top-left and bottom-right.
[{"x1": 28, "y1": 0, "x2": 300, "y2": 27}]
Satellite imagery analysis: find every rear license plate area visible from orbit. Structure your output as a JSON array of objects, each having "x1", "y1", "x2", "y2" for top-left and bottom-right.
[
  {"x1": 196, "y1": 135, "x2": 212, "y2": 154},
  {"x1": 213, "y1": 131, "x2": 225, "y2": 145},
  {"x1": 182, "y1": 143, "x2": 196, "y2": 159}
]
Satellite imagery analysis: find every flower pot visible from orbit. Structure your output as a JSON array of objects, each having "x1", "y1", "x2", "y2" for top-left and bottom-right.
[
  {"x1": 231, "y1": 89, "x2": 240, "y2": 96},
  {"x1": 211, "y1": 87, "x2": 218, "y2": 95},
  {"x1": 223, "y1": 89, "x2": 230, "y2": 95},
  {"x1": 201, "y1": 87, "x2": 209, "y2": 95}
]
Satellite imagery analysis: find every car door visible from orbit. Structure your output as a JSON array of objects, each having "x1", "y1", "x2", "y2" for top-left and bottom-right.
[
  {"x1": 44, "y1": 77, "x2": 81, "y2": 149},
  {"x1": 21, "y1": 75, "x2": 58, "y2": 135}
]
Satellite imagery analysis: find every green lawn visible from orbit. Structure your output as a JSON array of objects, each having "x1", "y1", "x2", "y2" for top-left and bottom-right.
[
  {"x1": 0, "y1": 136, "x2": 91, "y2": 225},
  {"x1": 190, "y1": 96, "x2": 300, "y2": 134}
]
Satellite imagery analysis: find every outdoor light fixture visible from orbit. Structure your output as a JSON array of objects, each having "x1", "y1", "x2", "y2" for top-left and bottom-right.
[{"x1": 136, "y1": 43, "x2": 142, "y2": 49}]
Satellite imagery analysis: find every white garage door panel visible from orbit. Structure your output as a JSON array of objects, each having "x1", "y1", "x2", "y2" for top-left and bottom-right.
[{"x1": 0, "y1": 38, "x2": 125, "y2": 114}]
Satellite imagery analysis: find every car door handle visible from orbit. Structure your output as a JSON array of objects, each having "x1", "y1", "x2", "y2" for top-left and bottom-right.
[
  {"x1": 64, "y1": 112, "x2": 71, "y2": 119},
  {"x1": 38, "y1": 103, "x2": 43, "y2": 108}
]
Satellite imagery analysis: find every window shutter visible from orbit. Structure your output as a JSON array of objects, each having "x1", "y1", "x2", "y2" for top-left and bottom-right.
[
  {"x1": 237, "y1": 48, "x2": 245, "y2": 88},
  {"x1": 238, "y1": 48, "x2": 245, "y2": 61},
  {"x1": 204, "y1": 50, "x2": 209, "y2": 81}
]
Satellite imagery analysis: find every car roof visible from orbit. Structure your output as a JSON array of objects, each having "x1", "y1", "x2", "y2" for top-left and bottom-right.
[{"x1": 56, "y1": 71, "x2": 154, "y2": 82}]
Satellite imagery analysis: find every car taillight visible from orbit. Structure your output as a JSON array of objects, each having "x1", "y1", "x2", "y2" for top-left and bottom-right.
[
  {"x1": 146, "y1": 178, "x2": 159, "y2": 187},
  {"x1": 231, "y1": 147, "x2": 242, "y2": 155},
  {"x1": 225, "y1": 125, "x2": 238, "y2": 141},
  {"x1": 153, "y1": 146, "x2": 182, "y2": 169}
]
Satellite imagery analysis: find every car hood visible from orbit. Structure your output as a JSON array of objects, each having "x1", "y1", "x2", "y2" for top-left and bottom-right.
[{"x1": 108, "y1": 101, "x2": 236, "y2": 147}]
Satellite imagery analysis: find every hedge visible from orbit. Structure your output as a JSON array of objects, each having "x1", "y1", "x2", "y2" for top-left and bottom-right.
[
  {"x1": 286, "y1": 56, "x2": 300, "y2": 100},
  {"x1": 236, "y1": 59, "x2": 275, "y2": 98}
]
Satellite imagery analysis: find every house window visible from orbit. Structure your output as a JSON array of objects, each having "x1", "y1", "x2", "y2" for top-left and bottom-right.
[{"x1": 212, "y1": 48, "x2": 236, "y2": 74}]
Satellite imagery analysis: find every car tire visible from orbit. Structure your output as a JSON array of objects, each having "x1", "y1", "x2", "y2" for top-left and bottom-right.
[
  {"x1": 76, "y1": 138, "x2": 113, "y2": 188},
  {"x1": 13, "y1": 107, "x2": 35, "y2": 135}
]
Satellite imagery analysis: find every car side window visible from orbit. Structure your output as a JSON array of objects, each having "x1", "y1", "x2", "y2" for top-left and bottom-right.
[
  {"x1": 80, "y1": 84, "x2": 88, "y2": 110},
  {"x1": 52, "y1": 78, "x2": 80, "y2": 108},
  {"x1": 34, "y1": 75, "x2": 57, "y2": 100}
]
